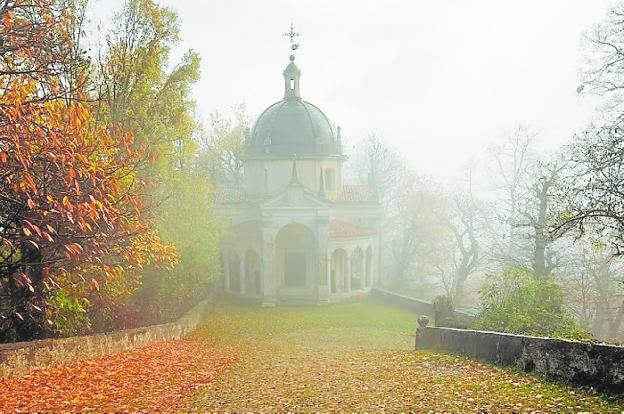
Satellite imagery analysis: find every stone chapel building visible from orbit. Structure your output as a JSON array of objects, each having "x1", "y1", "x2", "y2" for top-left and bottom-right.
[{"x1": 215, "y1": 50, "x2": 382, "y2": 306}]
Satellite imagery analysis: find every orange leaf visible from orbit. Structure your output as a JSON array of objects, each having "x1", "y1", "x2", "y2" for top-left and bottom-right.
[{"x1": 90, "y1": 278, "x2": 100, "y2": 292}]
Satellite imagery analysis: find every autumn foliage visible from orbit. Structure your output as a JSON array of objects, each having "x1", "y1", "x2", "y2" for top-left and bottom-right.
[
  {"x1": 0, "y1": 339, "x2": 235, "y2": 412},
  {"x1": 0, "y1": 0, "x2": 176, "y2": 340}
]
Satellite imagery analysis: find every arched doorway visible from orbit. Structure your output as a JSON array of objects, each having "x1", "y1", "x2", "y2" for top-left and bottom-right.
[
  {"x1": 245, "y1": 250, "x2": 262, "y2": 295},
  {"x1": 351, "y1": 247, "x2": 364, "y2": 290},
  {"x1": 275, "y1": 223, "x2": 316, "y2": 289},
  {"x1": 365, "y1": 246, "x2": 373, "y2": 288},
  {"x1": 330, "y1": 249, "x2": 347, "y2": 293}
]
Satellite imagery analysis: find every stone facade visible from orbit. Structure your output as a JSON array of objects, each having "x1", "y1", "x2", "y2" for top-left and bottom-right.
[{"x1": 215, "y1": 54, "x2": 382, "y2": 306}]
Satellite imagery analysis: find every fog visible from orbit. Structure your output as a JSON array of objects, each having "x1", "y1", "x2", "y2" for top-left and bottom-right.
[
  {"x1": 93, "y1": 0, "x2": 613, "y2": 179},
  {"x1": 82, "y1": 0, "x2": 624, "y2": 343},
  {"x1": 4, "y1": 0, "x2": 624, "y2": 409}
]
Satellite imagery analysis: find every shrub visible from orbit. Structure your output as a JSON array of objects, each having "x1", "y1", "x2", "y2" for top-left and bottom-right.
[
  {"x1": 475, "y1": 266, "x2": 592, "y2": 341},
  {"x1": 48, "y1": 290, "x2": 91, "y2": 337}
]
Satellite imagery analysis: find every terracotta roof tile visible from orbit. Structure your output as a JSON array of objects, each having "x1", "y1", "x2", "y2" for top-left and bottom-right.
[
  {"x1": 333, "y1": 185, "x2": 377, "y2": 203},
  {"x1": 328, "y1": 219, "x2": 376, "y2": 239}
]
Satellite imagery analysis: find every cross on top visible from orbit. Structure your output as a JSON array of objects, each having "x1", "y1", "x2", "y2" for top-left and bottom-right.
[{"x1": 282, "y1": 23, "x2": 301, "y2": 52}]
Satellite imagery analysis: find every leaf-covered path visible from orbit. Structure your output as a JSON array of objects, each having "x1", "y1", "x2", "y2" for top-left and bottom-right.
[
  {"x1": 0, "y1": 339, "x2": 236, "y2": 413},
  {"x1": 0, "y1": 302, "x2": 622, "y2": 412},
  {"x1": 191, "y1": 302, "x2": 623, "y2": 413}
]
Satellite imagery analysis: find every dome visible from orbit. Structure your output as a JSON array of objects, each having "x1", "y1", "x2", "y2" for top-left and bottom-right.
[
  {"x1": 246, "y1": 57, "x2": 342, "y2": 157},
  {"x1": 248, "y1": 99, "x2": 340, "y2": 156}
]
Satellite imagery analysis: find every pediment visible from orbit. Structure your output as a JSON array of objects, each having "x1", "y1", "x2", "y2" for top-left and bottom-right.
[{"x1": 259, "y1": 186, "x2": 330, "y2": 210}]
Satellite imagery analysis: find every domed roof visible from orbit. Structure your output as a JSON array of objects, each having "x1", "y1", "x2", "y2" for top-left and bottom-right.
[
  {"x1": 248, "y1": 99, "x2": 340, "y2": 156},
  {"x1": 246, "y1": 57, "x2": 342, "y2": 157}
]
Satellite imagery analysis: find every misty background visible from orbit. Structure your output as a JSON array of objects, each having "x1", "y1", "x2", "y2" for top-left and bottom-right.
[{"x1": 89, "y1": 0, "x2": 613, "y2": 180}]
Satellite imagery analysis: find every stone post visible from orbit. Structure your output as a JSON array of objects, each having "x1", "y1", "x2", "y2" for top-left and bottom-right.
[{"x1": 415, "y1": 315, "x2": 430, "y2": 350}]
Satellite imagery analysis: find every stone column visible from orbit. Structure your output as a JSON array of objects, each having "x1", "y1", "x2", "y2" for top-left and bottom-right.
[
  {"x1": 223, "y1": 251, "x2": 230, "y2": 293},
  {"x1": 345, "y1": 254, "x2": 352, "y2": 294},
  {"x1": 316, "y1": 251, "x2": 330, "y2": 305},
  {"x1": 261, "y1": 238, "x2": 277, "y2": 307},
  {"x1": 316, "y1": 219, "x2": 330, "y2": 305},
  {"x1": 370, "y1": 250, "x2": 376, "y2": 288},
  {"x1": 327, "y1": 255, "x2": 332, "y2": 294},
  {"x1": 239, "y1": 250, "x2": 246, "y2": 296}
]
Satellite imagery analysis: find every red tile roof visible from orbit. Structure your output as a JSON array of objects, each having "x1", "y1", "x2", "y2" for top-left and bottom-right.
[
  {"x1": 328, "y1": 219, "x2": 376, "y2": 239},
  {"x1": 333, "y1": 185, "x2": 377, "y2": 203},
  {"x1": 214, "y1": 187, "x2": 246, "y2": 203}
]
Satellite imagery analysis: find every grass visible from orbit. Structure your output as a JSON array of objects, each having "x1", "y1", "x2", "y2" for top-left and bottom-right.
[{"x1": 191, "y1": 301, "x2": 624, "y2": 413}]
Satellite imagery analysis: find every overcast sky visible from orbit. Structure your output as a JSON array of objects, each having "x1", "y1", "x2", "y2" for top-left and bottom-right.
[{"x1": 91, "y1": 0, "x2": 615, "y2": 180}]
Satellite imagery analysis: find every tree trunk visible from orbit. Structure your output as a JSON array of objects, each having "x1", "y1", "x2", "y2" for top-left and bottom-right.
[{"x1": 12, "y1": 243, "x2": 48, "y2": 340}]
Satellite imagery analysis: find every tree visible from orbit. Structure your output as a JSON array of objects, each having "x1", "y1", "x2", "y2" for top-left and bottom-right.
[
  {"x1": 488, "y1": 126, "x2": 566, "y2": 277},
  {"x1": 347, "y1": 132, "x2": 406, "y2": 209},
  {"x1": 0, "y1": 81, "x2": 174, "y2": 340},
  {"x1": 0, "y1": 0, "x2": 88, "y2": 100},
  {"x1": 563, "y1": 2, "x2": 624, "y2": 254},
  {"x1": 388, "y1": 172, "x2": 449, "y2": 290},
  {"x1": 91, "y1": 0, "x2": 220, "y2": 326},
  {"x1": 95, "y1": 0, "x2": 200, "y2": 175},
  {"x1": 198, "y1": 105, "x2": 250, "y2": 186},
  {"x1": 556, "y1": 126, "x2": 624, "y2": 254},
  {"x1": 487, "y1": 125, "x2": 536, "y2": 265},
  {"x1": 563, "y1": 241, "x2": 624, "y2": 342},
  {"x1": 0, "y1": 0, "x2": 175, "y2": 341},
  {"x1": 438, "y1": 168, "x2": 485, "y2": 307},
  {"x1": 581, "y1": 1, "x2": 624, "y2": 121},
  {"x1": 519, "y1": 159, "x2": 567, "y2": 276}
]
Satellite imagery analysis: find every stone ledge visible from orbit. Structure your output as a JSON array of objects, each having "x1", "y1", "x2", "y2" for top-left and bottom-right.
[
  {"x1": 415, "y1": 326, "x2": 624, "y2": 392},
  {"x1": 0, "y1": 295, "x2": 215, "y2": 378}
]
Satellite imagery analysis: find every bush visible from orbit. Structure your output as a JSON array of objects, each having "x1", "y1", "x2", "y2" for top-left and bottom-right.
[
  {"x1": 475, "y1": 266, "x2": 592, "y2": 341},
  {"x1": 48, "y1": 290, "x2": 91, "y2": 337}
]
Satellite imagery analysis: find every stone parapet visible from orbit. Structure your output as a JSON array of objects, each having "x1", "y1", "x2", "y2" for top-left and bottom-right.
[{"x1": 415, "y1": 326, "x2": 624, "y2": 392}]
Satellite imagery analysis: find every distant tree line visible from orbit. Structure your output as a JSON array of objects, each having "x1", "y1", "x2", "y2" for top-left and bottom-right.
[{"x1": 345, "y1": 3, "x2": 624, "y2": 343}]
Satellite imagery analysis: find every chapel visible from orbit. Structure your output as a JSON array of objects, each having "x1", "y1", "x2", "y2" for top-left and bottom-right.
[{"x1": 215, "y1": 32, "x2": 382, "y2": 306}]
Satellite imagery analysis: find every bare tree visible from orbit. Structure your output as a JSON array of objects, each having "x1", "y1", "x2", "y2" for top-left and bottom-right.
[
  {"x1": 581, "y1": 2, "x2": 624, "y2": 121},
  {"x1": 556, "y1": 126, "x2": 624, "y2": 254},
  {"x1": 437, "y1": 167, "x2": 486, "y2": 307},
  {"x1": 348, "y1": 132, "x2": 406, "y2": 210},
  {"x1": 487, "y1": 125, "x2": 536, "y2": 265},
  {"x1": 388, "y1": 173, "x2": 450, "y2": 290},
  {"x1": 563, "y1": 240, "x2": 624, "y2": 342},
  {"x1": 519, "y1": 159, "x2": 567, "y2": 276}
]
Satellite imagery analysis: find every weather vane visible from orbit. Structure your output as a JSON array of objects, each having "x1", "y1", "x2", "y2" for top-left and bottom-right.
[{"x1": 282, "y1": 22, "x2": 301, "y2": 54}]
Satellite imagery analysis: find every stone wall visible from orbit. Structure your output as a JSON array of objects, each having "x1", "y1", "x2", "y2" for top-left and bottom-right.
[
  {"x1": 368, "y1": 288, "x2": 476, "y2": 326},
  {"x1": 0, "y1": 295, "x2": 215, "y2": 378},
  {"x1": 369, "y1": 287, "x2": 436, "y2": 317},
  {"x1": 415, "y1": 326, "x2": 624, "y2": 392}
]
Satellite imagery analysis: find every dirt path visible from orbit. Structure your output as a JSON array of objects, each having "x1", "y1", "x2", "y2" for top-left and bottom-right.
[
  {"x1": 0, "y1": 302, "x2": 621, "y2": 413},
  {"x1": 191, "y1": 303, "x2": 623, "y2": 413}
]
